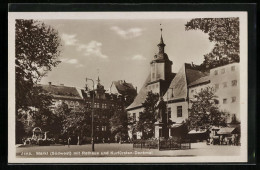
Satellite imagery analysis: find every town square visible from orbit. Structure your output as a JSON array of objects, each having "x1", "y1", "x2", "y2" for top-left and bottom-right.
[{"x1": 8, "y1": 11, "x2": 247, "y2": 163}]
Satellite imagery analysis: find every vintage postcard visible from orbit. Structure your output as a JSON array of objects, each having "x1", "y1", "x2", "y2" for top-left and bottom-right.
[{"x1": 8, "y1": 11, "x2": 248, "y2": 163}]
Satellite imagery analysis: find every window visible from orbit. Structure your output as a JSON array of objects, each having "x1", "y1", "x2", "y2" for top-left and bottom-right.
[
  {"x1": 102, "y1": 126, "x2": 106, "y2": 131},
  {"x1": 191, "y1": 89, "x2": 194, "y2": 93},
  {"x1": 75, "y1": 101, "x2": 79, "y2": 106},
  {"x1": 167, "y1": 107, "x2": 171, "y2": 118},
  {"x1": 94, "y1": 103, "x2": 100, "y2": 108},
  {"x1": 133, "y1": 113, "x2": 136, "y2": 122},
  {"x1": 102, "y1": 103, "x2": 107, "y2": 109},
  {"x1": 177, "y1": 106, "x2": 182, "y2": 117},
  {"x1": 215, "y1": 99, "x2": 219, "y2": 104},
  {"x1": 223, "y1": 98, "x2": 227, "y2": 104},
  {"x1": 221, "y1": 68, "x2": 225, "y2": 74},
  {"x1": 215, "y1": 84, "x2": 219, "y2": 91},
  {"x1": 139, "y1": 112, "x2": 142, "y2": 119},
  {"x1": 96, "y1": 126, "x2": 100, "y2": 131},
  {"x1": 214, "y1": 70, "x2": 218, "y2": 75},
  {"x1": 223, "y1": 82, "x2": 227, "y2": 88},
  {"x1": 232, "y1": 97, "x2": 236, "y2": 103},
  {"x1": 231, "y1": 66, "x2": 235, "y2": 71},
  {"x1": 232, "y1": 80, "x2": 237, "y2": 86}
]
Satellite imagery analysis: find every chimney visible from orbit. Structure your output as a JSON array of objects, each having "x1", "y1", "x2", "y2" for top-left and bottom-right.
[{"x1": 48, "y1": 82, "x2": 52, "y2": 85}]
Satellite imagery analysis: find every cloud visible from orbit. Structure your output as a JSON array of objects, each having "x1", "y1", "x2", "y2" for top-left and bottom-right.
[
  {"x1": 131, "y1": 54, "x2": 146, "y2": 61},
  {"x1": 61, "y1": 32, "x2": 109, "y2": 60},
  {"x1": 110, "y1": 26, "x2": 144, "y2": 39},
  {"x1": 77, "y1": 41, "x2": 108, "y2": 59},
  {"x1": 61, "y1": 58, "x2": 85, "y2": 68},
  {"x1": 61, "y1": 33, "x2": 78, "y2": 46},
  {"x1": 61, "y1": 58, "x2": 78, "y2": 64}
]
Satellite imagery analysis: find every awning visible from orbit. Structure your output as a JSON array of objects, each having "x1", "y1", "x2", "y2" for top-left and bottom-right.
[
  {"x1": 170, "y1": 124, "x2": 182, "y2": 128},
  {"x1": 211, "y1": 126, "x2": 221, "y2": 130},
  {"x1": 188, "y1": 129, "x2": 207, "y2": 134},
  {"x1": 217, "y1": 127, "x2": 236, "y2": 135}
]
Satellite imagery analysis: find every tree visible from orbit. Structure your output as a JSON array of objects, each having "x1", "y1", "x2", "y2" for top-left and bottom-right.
[
  {"x1": 188, "y1": 87, "x2": 227, "y2": 130},
  {"x1": 15, "y1": 19, "x2": 62, "y2": 112},
  {"x1": 109, "y1": 110, "x2": 129, "y2": 141},
  {"x1": 185, "y1": 18, "x2": 239, "y2": 70},
  {"x1": 15, "y1": 19, "x2": 62, "y2": 143},
  {"x1": 134, "y1": 92, "x2": 159, "y2": 139}
]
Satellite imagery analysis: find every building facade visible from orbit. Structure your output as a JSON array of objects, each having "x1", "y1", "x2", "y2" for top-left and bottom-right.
[
  {"x1": 40, "y1": 78, "x2": 137, "y2": 143},
  {"x1": 209, "y1": 62, "x2": 240, "y2": 123},
  {"x1": 127, "y1": 28, "x2": 240, "y2": 140}
]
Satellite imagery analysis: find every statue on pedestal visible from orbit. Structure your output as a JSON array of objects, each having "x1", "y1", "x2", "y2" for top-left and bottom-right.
[{"x1": 155, "y1": 97, "x2": 167, "y2": 123}]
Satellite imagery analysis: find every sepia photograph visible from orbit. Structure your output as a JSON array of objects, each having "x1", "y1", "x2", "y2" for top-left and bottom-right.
[{"x1": 8, "y1": 11, "x2": 248, "y2": 163}]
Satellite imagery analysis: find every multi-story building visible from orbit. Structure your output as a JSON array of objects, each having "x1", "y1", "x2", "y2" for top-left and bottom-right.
[
  {"x1": 39, "y1": 82, "x2": 85, "y2": 112},
  {"x1": 127, "y1": 28, "x2": 240, "y2": 139},
  {"x1": 40, "y1": 77, "x2": 136, "y2": 143},
  {"x1": 188, "y1": 62, "x2": 240, "y2": 123},
  {"x1": 209, "y1": 62, "x2": 240, "y2": 123},
  {"x1": 126, "y1": 30, "x2": 176, "y2": 139},
  {"x1": 162, "y1": 63, "x2": 208, "y2": 137}
]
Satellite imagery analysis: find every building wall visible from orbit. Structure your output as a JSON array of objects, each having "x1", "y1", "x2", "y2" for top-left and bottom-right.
[
  {"x1": 151, "y1": 62, "x2": 165, "y2": 82},
  {"x1": 50, "y1": 98, "x2": 84, "y2": 112},
  {"x1": 210, "y1": 63, "x2": 240, "y2": 123},
  {"x1": 147, "y1": 82, "x2": 160, "y2": 94},
  {"x1": 188, "y1": 83, "x2": 211, "y2": 101},
  {"x1": 127, "y1": 107, "x2": 144, "y2": 139},
  {"x1": 167, "y1": 101, "x2": 189, "y2": 124}
]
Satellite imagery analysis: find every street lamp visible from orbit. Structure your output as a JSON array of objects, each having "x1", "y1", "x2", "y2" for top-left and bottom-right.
[{"x1": 86, "y1": 77, "x2": 95, "y2": 152}]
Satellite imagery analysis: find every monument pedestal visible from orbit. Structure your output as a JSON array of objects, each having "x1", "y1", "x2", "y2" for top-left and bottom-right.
[{"x1": 154, "y1": 121, "x2": 169, "y2": 139}]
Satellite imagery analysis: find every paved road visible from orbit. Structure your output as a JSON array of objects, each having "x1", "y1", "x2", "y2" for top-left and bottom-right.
[{"x1": 16, "y1": 142, "x2": 240, "y2": 157}]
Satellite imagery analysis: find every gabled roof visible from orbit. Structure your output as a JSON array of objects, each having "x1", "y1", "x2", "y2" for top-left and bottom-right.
[
  {"x1": 126, "y1": 72, "x2": 176, "y2": 110},
  {"x1": 38, "y1": 84, "x2": 83, "y2": 100},
  {"x1": 111, "y1": 80, "x2": 137, "y2": 96},
  {"x1": 163, "y1": 64, "x2": 188, "y2": 101},
  {"x1": 163, "y1": 63, "x2": 208, "y2": 101},
  {"x1": 185, "y1": 67, "x2": 208, "y2": 85},
  {"x1": 188, "y1": 75, "x2": 210, "y2": 87},
  {"x1": 126, "y1": 75, "x2": 151, "y2": 110}
]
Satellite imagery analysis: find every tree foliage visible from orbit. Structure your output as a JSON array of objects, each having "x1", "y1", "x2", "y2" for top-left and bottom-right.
[
  {"x1": 15, "y1": 19, "x2": 62, "y2": 143},
  {"x1": 134, "y1": 92, "x2": 159, "y2": 139},
  {"x1": 188, "y1": 87, "x2": 227, "y2": 130},
  {"x1": 185, "y1": 18, "x2": 239, "y2": 70},
  {"x1": 15, "y1": 19, "x2": 62, "y2": 111},
  {"x1": 109, "y1": 110, "x2": 129, "y2": 140},
  {"x1": 59, "y1": 104, "x2": 91, "y2": 138}
]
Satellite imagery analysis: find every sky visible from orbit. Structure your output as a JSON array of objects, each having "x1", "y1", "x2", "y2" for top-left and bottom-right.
[{"x1": 40, "y1": 19, "x2": 215, "y2": 91}]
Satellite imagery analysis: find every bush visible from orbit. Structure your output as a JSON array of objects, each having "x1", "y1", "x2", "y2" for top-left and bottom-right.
[{"x1": 38, "y1": 139, "x2": 51, "y2": 146}]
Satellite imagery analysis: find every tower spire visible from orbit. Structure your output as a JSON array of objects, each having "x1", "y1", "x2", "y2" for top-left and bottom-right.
[
  {"x1": 97, "y1": 76, "x2": 100, "y2": 85},
  {"x1": 158, "y1": 24, "x2": 165, "y2": 54},
  {"x1": 160, "y1": 27, "x2": 164, "y2": 44},
  {"x1": 97, "y1": 68, "x2": 101, "y2": 85}
]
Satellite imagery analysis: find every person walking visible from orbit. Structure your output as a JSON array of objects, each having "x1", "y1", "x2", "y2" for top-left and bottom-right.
[{"x1": 68, "y1": 137, "x2": 71, "y2": 148}]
